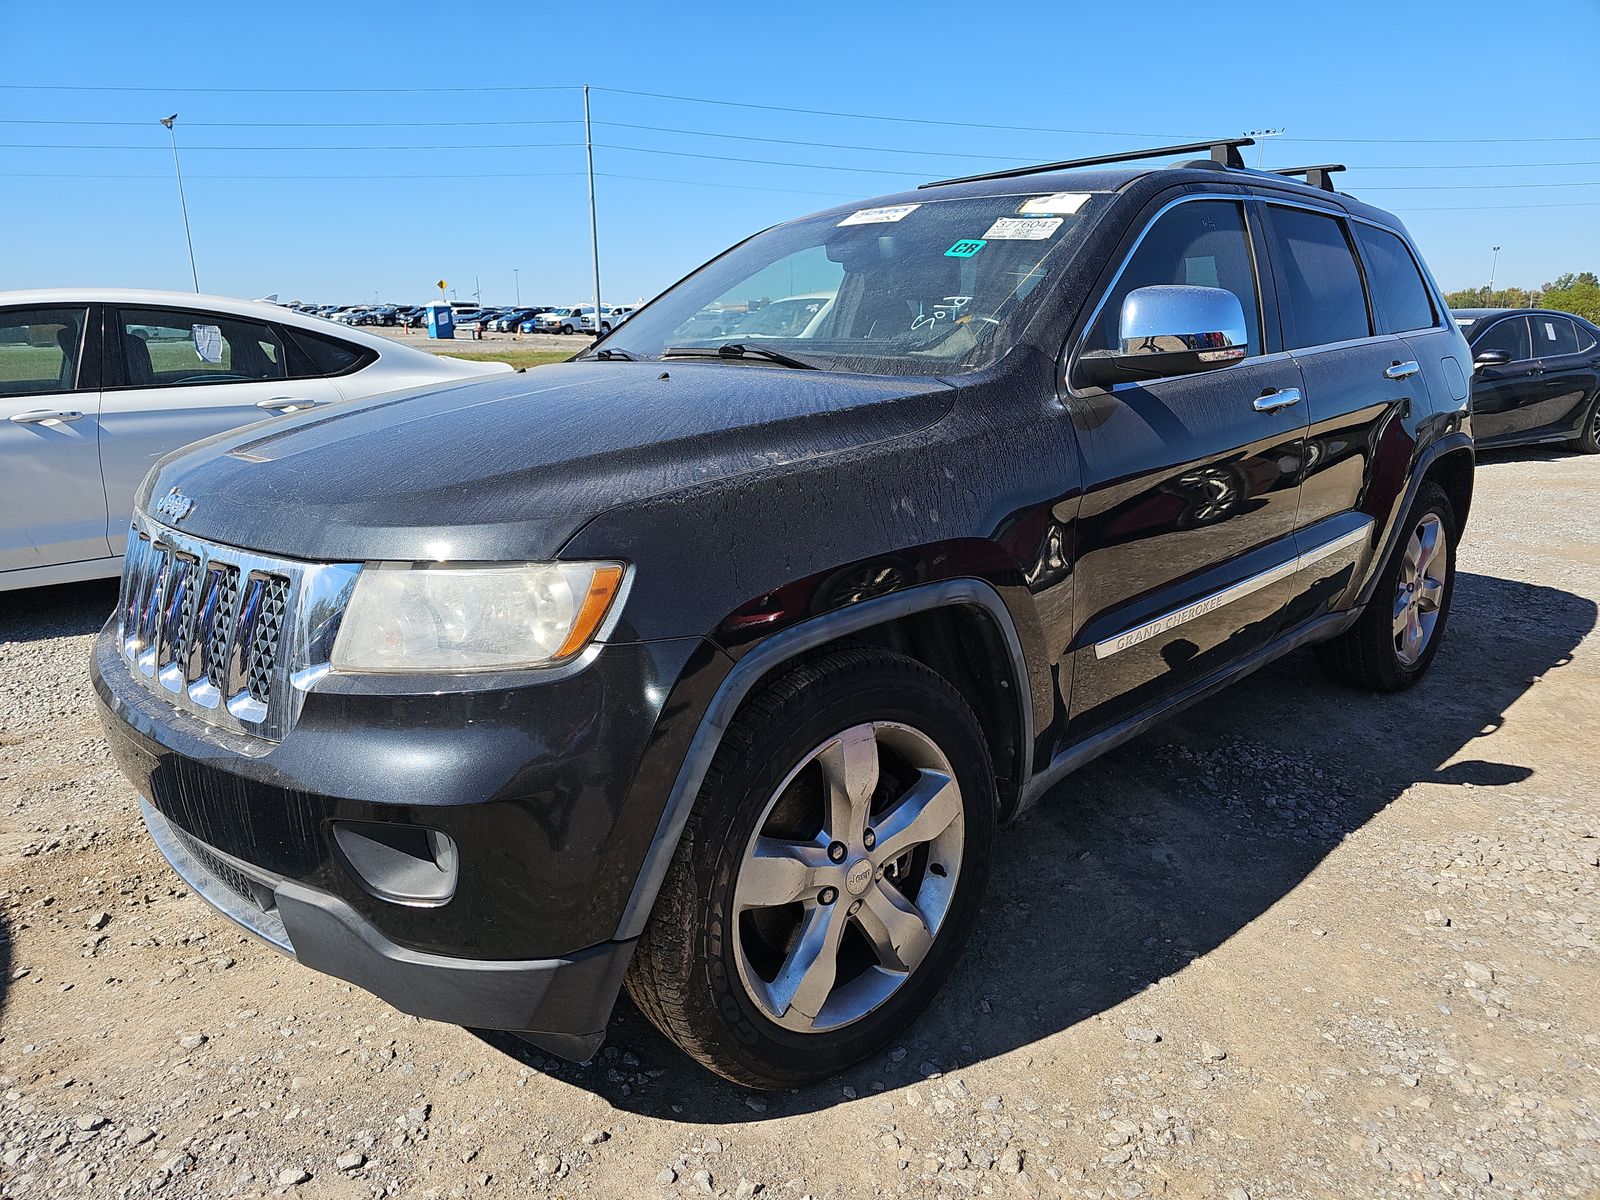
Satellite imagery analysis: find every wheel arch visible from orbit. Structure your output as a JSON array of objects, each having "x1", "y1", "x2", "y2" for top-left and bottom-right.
[
  {"x1": 1423, "y1": 443, "x2": 1474, "y2": 533},
  {"x1": 613, "y1": 579, "x2": 1033, "y2": 941},
  {"x1": 1356, "y1": 432, "x2": 1474, "y2": 611}
]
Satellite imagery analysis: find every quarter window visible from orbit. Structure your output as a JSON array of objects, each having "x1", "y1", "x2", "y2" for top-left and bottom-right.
[
  {"x1": 1474, "y1": 317, "x2": 1531, "y2": 363},
  {"x1": 116, "y1": 308, "x2": 287, "y2": 389},
  {"x1": 1532, "y1": 315, "x2": 1581, "y2": 357},
  {"x1": 0, "y1": 307, "x2": 88, "y2": 398},
  {"x1": 1267, "y1": 207, "x2": 1372, "y2": 349},
  {"x1": 1088, "y1": 199, "x2": 1262, "y2": 357},
  {"x1": 1354, "y1": 224, "x2": 1436, "y2": 333},
  {"x1": 284, "y1": 327, "x2": 371, "y2": 377}
]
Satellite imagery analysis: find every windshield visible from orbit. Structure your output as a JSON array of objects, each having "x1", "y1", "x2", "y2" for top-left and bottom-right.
[{"x1": 595, "y1": 192, "x2": 1105, "y2": 376}]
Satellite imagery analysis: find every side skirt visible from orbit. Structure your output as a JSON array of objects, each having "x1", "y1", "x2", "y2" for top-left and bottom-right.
[{"x1": 1016, "y1": 606, "x2": 1361, "y2": 813}]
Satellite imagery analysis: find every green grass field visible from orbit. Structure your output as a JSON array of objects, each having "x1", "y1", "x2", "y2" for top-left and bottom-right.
[{"x1": 437, "y1": 347, "x2": 573, "y2": 370}]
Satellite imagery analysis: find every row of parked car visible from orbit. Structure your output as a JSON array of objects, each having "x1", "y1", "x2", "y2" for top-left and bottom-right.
[{"x1": 274, "y1": 300, "x2": 639, "y2": 336}]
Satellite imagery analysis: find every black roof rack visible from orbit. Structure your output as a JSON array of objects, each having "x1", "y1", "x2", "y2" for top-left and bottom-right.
[
  {"x1": 919, "y1": 137, "x2": 1255, "y2": 189},
  {"x1": 1272, "y1": 164, "x2": 1346, "y2": 192}
]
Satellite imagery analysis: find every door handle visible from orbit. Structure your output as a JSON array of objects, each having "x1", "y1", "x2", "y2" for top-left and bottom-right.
[
  {"x1": 9, "y1": 409, "x2": 84, "y2": 425},
  {"x1": 1384, "y1": 361, "x2": 1421, "y2": 380},
  {"x1": 1253, "y1": 388, "x2": 1302, "y2": 413},
  {"x1": 256, "y1": 397, "x2": 317, "y2": 412}
]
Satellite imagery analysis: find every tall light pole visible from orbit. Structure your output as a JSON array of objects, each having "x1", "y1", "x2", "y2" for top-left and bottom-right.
[
  {"x1": 1243, "y1": 127, "x2": 1284, "y2": 169},
  {"x1": 1488, "y1": 245, "x2": 1501, "y2": 294},
  {"x1": 514, "y1": 268, "x2": 521, "y2": 305},
  {"x1": 160, "y1": 114, "x2": 199, "y2": 292},
  {"x1": 583, "y1": 85, "x2": 603, "y2": 330}
]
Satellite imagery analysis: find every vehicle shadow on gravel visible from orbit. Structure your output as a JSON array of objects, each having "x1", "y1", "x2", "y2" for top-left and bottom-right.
[
  {"x1": 479, "y1": 568, "x2": 1594, "y2": 1120},
  {"x1": 0, "y1": 580, "x2": 119, "y2": 645}
]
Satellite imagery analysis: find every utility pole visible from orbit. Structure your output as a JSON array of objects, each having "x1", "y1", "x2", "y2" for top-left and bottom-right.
[
  {"x1": 1243, "y1": 128, "x2": 1284, "y2": 169},
  {"x1": 160, "y1": 114, "x2": 199, "y2": 292},
  {"x1": 1488, "y1": 245, "x2": 1501, "y2": 294},
  {"x1": 514, "y1": 268, "x2": 521, "y2": 305},
  {"x1": 583, "y1": 84, "x2": 603, "y2": 331}
]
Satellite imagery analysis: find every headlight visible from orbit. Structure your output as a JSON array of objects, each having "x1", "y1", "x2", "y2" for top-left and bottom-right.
[{"x1": 331, "y1": 561, "x2": 625, "y2": 673}]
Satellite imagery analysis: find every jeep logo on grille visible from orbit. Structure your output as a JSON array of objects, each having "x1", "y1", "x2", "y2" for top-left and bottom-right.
[{"x1": 153, "y1": 487, "x2": 195, "y2": 523}]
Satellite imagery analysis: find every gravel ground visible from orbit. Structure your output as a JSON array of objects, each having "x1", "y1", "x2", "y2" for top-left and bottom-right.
[{"x1": 1, "y1": 448, "x2": 1596, "y2": 1199}]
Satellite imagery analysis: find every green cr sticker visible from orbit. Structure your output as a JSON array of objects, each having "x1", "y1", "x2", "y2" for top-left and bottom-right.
[{"x1": 945, "y1": 239, "x2": 987, "y2": 258}]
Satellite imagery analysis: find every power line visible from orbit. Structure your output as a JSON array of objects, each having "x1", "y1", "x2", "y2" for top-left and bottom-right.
[
  {"x1": 1391, "y1": 200, "x2": 1600, "y2": 211},
  {"x1": 1363, "y1": 180, "x2": 1600, "y2": 191},
  {"x1": 0, "y1": 117, "x2": 583, "y2": 128},
  {"x1": 0, "y1": 170, "x2": 588, "y2": 180},
  {"x1": 0, "y1": 82, "x2": 578, "y2": 94},
  {"x1": 594, "y1": 87, "x2": 1197, "y2": 139},
  {"x1": 597, "y1": 121, "x2": 1061, "y2": 163},
  {"x1": 0, "y1": 141, "x2": 584, "y2": 151}
]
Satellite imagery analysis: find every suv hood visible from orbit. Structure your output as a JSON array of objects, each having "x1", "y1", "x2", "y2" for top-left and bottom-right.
[{"x1": 139, "y1": 362, "x2": 954, "y2": 562}]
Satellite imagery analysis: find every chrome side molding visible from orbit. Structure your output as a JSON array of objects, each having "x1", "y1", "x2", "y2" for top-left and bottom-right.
[{"x1": 1094, "y1": 520, "x2": 1374, "y2": 659}]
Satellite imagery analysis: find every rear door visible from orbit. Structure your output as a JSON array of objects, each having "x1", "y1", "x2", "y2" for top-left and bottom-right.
[
  {"x1": 99, "y1": 305, "x2": 343, "y2": 551},
  {"x1": 1467, "y1": 315, "x2": 1540, "y2": 442},
  {"x1": 1527, "y1": 314, "x2": 1598, "y2": 439},
  {"x1": 0, "y1": 304, "x2": 109, "y2": 573},
  {"x1": 1265, "y1": 208, "x2": 1438, "y2": 624},
  {"x1": 1065, "y1": 196, "x2": 1308, "y2": 737}
]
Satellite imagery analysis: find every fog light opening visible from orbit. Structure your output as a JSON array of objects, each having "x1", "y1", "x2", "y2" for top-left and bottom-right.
[{"x1": 331, "y1": 820, "x2": 459, "y2": 907}]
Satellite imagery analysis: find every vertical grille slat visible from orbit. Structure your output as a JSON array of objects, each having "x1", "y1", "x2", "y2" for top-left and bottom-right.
[
  {"x1": 245, "y1": 576, "x2": 289, "y2": 704},
  {"x1": 112, "y1": 515, "x2": 355, "y2": 743}
]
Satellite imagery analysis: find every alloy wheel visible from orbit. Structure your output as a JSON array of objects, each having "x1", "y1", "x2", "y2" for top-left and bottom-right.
[
  {"x1": 1393, "y1": 512, "x2": 1447, "y2": 666},
  {"x1": 731, "y1": 721, "x2": 965, "y2": 1033}
]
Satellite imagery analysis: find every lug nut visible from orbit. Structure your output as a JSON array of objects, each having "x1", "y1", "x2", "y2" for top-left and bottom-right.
[
  {"x1": 848, "y1": 899, "x2": 862, "y2": 915},
  {"x1": 863, "y1": 828, "x2": 876, "y2": 850},
  {"x1": 827, "y1": 841, "x2": 847, "y2": 863},
  {"x1": 819, "y1": 887, "x2": 838, "y2": 905}
]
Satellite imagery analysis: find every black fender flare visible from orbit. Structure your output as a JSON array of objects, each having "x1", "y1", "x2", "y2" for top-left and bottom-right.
[
  {"x1": 1356, "y1": 431, "x2": 1475, "y2": 611},
  {"x1": 612, "y1": 578, "x2": 1033, "y2": 940}
]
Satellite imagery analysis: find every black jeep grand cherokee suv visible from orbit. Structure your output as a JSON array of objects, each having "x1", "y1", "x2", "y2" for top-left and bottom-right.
[{"x1": 94, "y1": 139, "x2": 1474, "y2": 1088}]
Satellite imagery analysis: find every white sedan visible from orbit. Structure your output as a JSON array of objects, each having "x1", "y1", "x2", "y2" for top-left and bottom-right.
[{"x1": 0, "y1": 288, "x2": 511, "y2": 592}]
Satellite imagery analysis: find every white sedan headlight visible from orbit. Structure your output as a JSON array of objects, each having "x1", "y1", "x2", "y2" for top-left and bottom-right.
[{"x1": 331, "y1": 561, "x2": 625, "y2": 673}]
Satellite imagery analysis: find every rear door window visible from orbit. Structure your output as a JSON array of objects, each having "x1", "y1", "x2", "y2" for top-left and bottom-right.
[
  {"x1": 0, "y1": 307, "x2": 89, "y2": 398},
  {"x1": 1266, "y1": 206, "x2": 1372, "y2": 349},
  {"x1": 1532, "y1": 315, "x2": 1581, "y2": 357},
  {"x1": 1475, "y1": 317, "x2": 1532, "y2": 363},
  {"x1": 1353, "y1": 224, "x2": 1436, "y2": 334},
  {"x1": 116, "y1": 308, "x2": 287, "y2": 389}
]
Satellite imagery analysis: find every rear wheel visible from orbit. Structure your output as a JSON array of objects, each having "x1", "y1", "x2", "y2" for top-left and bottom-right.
[
  {"x1": 1572, "y1": 391, "x2": 1600, "y2": 454},
  {"x1": 1315, "y1": 481, "x2": 1456, "y2": 692},
  {"x1": 625, "y1": 648, "x2": 996, "y2": 1088}
]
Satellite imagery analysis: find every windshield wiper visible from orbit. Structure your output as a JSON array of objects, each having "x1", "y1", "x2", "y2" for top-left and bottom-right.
[
  {"x1": 585, "y1": 347, "x2": 635, "y2": 361},
  {"x1": 662, "y1": 343, "x2": 817, "y2": 370}
]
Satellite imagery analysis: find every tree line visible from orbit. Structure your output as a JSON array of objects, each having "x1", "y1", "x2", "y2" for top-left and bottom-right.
[{"x1": 1444, "y1": 272, "x2": 1600, "y2": 323}]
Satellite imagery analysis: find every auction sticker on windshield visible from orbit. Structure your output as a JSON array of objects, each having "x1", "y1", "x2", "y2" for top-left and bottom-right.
[
  {"x1": 838, "y1": 204, "x2": 920, "y2": 226},
  {"x1": 1019, "y1": 192, "x2": 1091, "y2": 215},
  {"x1": 983, "y1": 216, "x2": 1064, "y2": 240}
]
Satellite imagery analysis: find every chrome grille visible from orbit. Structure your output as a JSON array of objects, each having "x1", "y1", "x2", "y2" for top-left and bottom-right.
[{"x1": 116, "y1": 512, "x2": 361, "y2": 742}]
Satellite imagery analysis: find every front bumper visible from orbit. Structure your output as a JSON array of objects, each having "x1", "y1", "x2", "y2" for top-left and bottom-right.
[
  {"x1": 92, "y1": 619, "x2": 726, "y2": 1057},
  {"x1": 140, "y1": 797, "x2": 630, "y2": 1059}
]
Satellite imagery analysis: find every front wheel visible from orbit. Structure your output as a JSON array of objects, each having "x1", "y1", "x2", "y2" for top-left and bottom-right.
[
  {"x1": 1315, "y1": 481, "x2": 1456, "y2": 692},
  {"x1": 626, "y1": 648, "x2": 996, "y2": 1088},
  {"x1": 1572, "y1": 391, "x2": 1600, "y2": 454},
  {"x1": 560, "y1": 324, "x2": 573, "y2": 335}
]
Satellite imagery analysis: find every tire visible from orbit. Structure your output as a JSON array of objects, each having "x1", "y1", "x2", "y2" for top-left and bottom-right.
[
  {"x1": 560, "y1": 324, "x2": 573, "y2": 335},
  {"x1": 1315, "y1": 481, "x2": 1456, "y2": 692},
  {"x1": 1571, "y1": 390, "x2": 1600, "y2": 454},
  {"x1": 625, "y1": 647, "x2": 996, "y2": 1088}
]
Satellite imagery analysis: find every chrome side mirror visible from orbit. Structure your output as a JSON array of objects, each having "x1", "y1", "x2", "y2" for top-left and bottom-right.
[{"x1": 1080, "y1": 285, "x2": 1249, "y2": 387}]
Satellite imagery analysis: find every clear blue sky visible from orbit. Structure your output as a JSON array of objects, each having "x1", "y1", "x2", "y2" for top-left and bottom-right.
[{"x1": 4, "y1": 0, "x2": 1597, "y2": 307}]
